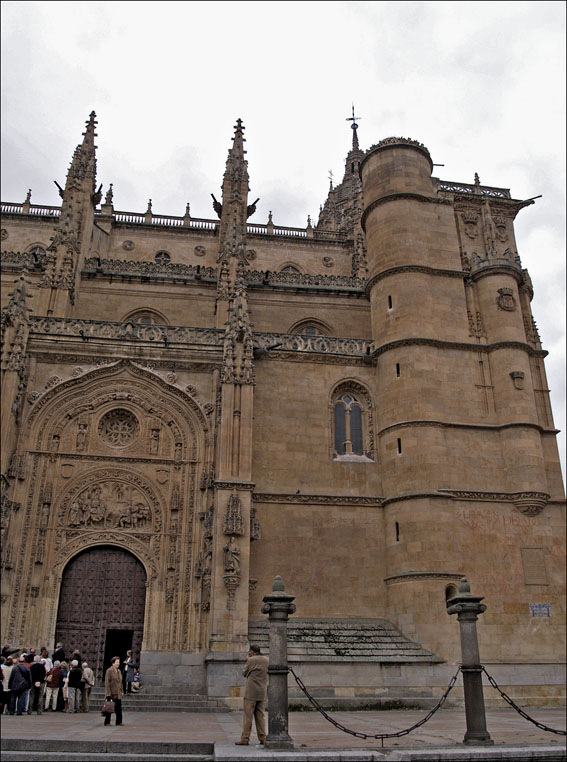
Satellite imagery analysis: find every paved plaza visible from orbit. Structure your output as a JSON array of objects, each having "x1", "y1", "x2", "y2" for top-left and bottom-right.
[{"x1": 1, "y1": 705, "x2": 565, "y2": 760}]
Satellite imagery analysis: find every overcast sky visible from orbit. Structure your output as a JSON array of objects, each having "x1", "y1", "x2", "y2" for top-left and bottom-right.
[{"x1": 1, "y1": 1, "x2": 565, "y2": 479}]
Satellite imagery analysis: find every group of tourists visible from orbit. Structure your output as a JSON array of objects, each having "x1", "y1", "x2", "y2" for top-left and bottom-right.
[
  {"x1": 0, "y1": 643, "x2": 140, "y2": 722},
  {"x1": 1, "y1": 643, "x2": 95, "y2": 716}
]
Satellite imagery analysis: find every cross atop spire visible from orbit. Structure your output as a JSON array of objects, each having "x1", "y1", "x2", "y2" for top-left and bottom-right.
[{"x1": 346, "y1": 104, "x2": 361, "y2": 151}]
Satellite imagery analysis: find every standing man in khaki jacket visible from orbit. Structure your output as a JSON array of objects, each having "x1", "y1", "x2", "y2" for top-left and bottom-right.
[{"x1": 235, "y1": 644, "x2": 269, "y2": 746}]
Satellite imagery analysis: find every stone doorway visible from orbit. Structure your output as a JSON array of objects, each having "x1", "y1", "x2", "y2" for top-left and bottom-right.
[{"x1": 55, "y1": 546, "x2": 146, "y2": 682}]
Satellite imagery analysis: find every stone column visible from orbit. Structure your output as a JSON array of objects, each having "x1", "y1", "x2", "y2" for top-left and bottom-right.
[
  {"x1": 447, "y1": 577, "x2": 493, "y2": 746},
  {"x1": 261, "y1": 576, "x2": 296, "y2": 750}
]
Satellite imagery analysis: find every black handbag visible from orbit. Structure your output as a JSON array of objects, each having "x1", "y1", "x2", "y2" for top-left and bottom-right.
[{"x1": 101, "y1": 698, "x2": 115, "y2": 714}]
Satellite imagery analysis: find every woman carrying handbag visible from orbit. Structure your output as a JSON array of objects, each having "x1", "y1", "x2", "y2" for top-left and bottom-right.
[{"x1": 103, "y1": 657, "x2": 124, "y2": 726}]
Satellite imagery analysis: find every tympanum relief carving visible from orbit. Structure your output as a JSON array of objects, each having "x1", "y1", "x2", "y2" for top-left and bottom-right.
[{"x1": 64, "y1": 482, "x2": 153, "y2": 530}]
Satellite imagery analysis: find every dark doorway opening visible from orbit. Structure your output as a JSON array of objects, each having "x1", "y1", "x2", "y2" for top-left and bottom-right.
[{"x1": 103, "y1": 629, "x2": 133, "y2": 685}]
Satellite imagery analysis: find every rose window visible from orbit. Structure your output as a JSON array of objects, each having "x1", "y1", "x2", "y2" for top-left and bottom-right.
[{"x1": 98, "y1": 409, "x2": 140, "y2": 447}]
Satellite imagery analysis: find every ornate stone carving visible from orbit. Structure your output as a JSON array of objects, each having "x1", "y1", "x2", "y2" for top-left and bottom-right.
[
  {"x1": 63, "y1": 480, "x2": 154, "y2": 531},
  {"x1": 201, "y1": 503, "x2": 214, "y2": 540},
  {"x1": 252, "y1": 492, "x2": 383, "y2": 507},
  {"x1": 222, "y1": 494, "x2": 244, "y2": 536},
  {"x1": 514, "y1": 494, "x2": 548, "y2": 516},
  {"x1": 1, "y1": 228, "x2": 8, "y2": 240},
  {"x1": 166, "y1": 484, "x2": 179, "y2": 513},
  {"x1": 322, "y1": 256, "x2": 334, "y2": 268},
  {"x1": 493, "y1": 216, "x2": 509, "y2": 242},
  {"x1": 223, "y1": 536, "x2": 240, "y2": 573},
  {"x1": 510, "y1": 371, "x2": 525, "y2": 390},
  {"x1": 98, "y1": 408, "x2": 140, "y2": 447},
  {"x1": 122, "y1": 240, "x2": 135, "y2": 251},
  {"x1": 223, "y1": 571, "x2": 240, "y2": 610},
  {"x1": 250, "y1": 504, "x2": 261, "y2": 541},
  {"x1": 194, "y1": 245, "x2": 206, "y2": 256},
  {"x1": 75, "y1": 419, "x2": 89, "y2": 451},
  {"x1": 497, "y1": 287, "x2": 516, "y2": 312}
]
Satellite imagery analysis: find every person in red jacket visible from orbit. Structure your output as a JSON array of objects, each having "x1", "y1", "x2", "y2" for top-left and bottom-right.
[{"x1": 44, "y1": 660, "x2": 62, "y2": 711}]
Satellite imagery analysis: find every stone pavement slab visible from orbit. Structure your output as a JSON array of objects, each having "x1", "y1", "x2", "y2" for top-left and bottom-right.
[{"x1": 0, "y1": 707, "x2": 564, "y2": 761}]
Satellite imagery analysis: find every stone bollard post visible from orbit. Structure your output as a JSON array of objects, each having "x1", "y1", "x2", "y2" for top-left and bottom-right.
[
  {"x1": 447, "y1": 577, "x2": 493, "y2": 746},
  {"x1": 261, "y1": 575, "x2": 296, "y2": 750}
]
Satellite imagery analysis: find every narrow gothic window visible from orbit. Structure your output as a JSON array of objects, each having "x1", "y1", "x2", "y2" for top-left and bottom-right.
[
  {"x1": 334, "y1": 394, "x2": 364, "y2": 455},
  {"x1": 388, "y1": 295, "x2": 393, "y2": 309},
  {"x1": 396, "y1": 363, "x2": 401, "y2": 377}
]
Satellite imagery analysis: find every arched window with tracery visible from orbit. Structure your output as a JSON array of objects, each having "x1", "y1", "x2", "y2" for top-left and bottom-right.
[
  {"x1": 122, "y1": 309, "x2": 168, "y2": 325},
  {"x1": 279, "y1": 265, "x2": 301, "y2": 274},
  {"x1": 289, "y1": 319, "x2": 332, "y2": 337},
  {"x1": 330, "y1": 382, "x2": 374, "y2": 461}
]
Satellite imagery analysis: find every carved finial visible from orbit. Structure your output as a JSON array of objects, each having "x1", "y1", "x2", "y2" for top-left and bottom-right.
[
  {"x1": 474, "y1": 173, "x2": 481, "y2": 186},
  {"x1": 24, "y1": 189, "x2": 32, "y2": 204},
  {"x1": 307, "y1": 214, "x2": 312, "y2": 228},
  {"x1": 329, "y1": 170, "x2": 334, "y2": 190},
  {"x1": 185, "y1": 202, "x2": 191, "y2": 217},
  {"x1": 104, "y1": 184, "x2": 113, "y2": 205},
  {"x1": 146, "y1": 199, "x2": 152, "y2": 213},
  {"x1": 82, "y1": 111, "x2": 97, "y2": 146},
  {"x1": 272, "y1": 575, "x2": 285, "y2": 593},
  {"x1": 459, "y1": 577, "x2": 471, "y2": 594},
  {"x1": 268, "y1": 211, "x2": 273, "y2": 224}
]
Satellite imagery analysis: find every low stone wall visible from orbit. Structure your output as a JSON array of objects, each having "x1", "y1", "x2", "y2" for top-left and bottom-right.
[{"x1": 140, "y1": 650, "x2": 207, "y2": 694}]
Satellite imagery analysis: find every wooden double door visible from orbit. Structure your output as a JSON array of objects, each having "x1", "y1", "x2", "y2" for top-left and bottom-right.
[{"x1": 55, "y1": 546, "x2": 146, "y2": 681}]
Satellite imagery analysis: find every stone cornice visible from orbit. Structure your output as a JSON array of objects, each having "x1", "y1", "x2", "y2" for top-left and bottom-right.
[
  {"x1": 252, "y1": 490, "x2": 557, "y2": 513},
  {"x1": 361, "y1": 192, "x2": 449, "y2": 231},
  {"x1": 469, "y1": 263, "x2": 523, "y2": 283},
  {"x1": 215, "y1": 480, "x2": 256, "y2": 491},
  {"x1": 252, "y1": 493, "x2": 383, "y2": 507},
  {"x1": 384, "y1": 571, "x2": 463, "y2": 585},
  {"x1": 27, "y1": 451, "x2": 193, "y2": 465},
  {"x1": 362, "y1": 138, "x2": 433, "y2": 172},
  {"x1": 439, "y1": 489, "x2": 550, "y2": 503},
  {"x1": 365, "y1": 264, "x2": 464, "y2": 296},
  {"x1": 378, "y1": 419, "x2": 558, "y2": 436},
  {"x1": 372, "y1": 337, "x2": 547, "y2": 359}
]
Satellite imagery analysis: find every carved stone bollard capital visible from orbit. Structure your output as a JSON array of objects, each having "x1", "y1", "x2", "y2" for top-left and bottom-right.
[
  {"x1": 447, "y1": 577, "x2": 493, "y2": 746},
  {"x1": 261, "y1": 575, "x2": 296, "y2": 750}
]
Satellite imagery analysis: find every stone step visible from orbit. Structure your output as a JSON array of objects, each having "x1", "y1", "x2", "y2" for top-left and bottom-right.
[
  {"x1": 1, "y1": 739, "x2": 213, "y2": 761},
  {"x1": 86, "y1": 689, "x2": 228, "y2": 713},
  {"x1": 249, "y1": 618, "x2": 441, "y2": 662}
]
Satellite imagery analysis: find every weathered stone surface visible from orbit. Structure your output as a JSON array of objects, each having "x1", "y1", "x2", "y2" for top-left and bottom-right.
[{"x1": 0, "y1": 115, "x2": 564, "y2": 709}]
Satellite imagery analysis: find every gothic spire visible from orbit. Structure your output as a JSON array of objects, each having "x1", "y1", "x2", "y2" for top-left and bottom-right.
[
  {"x1": 216, "y1": 119, "x2": 252, "y2": 264},
  {"x1": 346, "y1": 105, "x2": 361, "y2": 152},
  {"x1": 65, "y1": 111, "x2": 98, "y2": 195}
]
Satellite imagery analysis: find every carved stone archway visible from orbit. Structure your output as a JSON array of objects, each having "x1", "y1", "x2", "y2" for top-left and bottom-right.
[{"x1": 54, "y1": 545, "x2": 147, "y2": 680}]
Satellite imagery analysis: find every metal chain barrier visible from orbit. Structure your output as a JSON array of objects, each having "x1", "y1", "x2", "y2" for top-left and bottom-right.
[
  {"x1": 288, "y1": 665, "x2": 461, "y2": 747},
  {"x1": 481, "y1": 666, "x2": 566, "y2": 736}
]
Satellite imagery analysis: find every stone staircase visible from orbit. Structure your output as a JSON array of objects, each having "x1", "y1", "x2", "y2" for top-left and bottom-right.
[
  {"x1": 248, "y1": 618, "x2": 442, "y2": 661},
  {"x1": 89, "y1": 686, "x2": 228, "y2": 713}
]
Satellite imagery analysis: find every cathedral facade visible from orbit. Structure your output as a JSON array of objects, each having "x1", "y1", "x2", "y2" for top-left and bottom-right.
[{"x1": 1, "y1": 114, "x2": 564, "y2": 707}]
